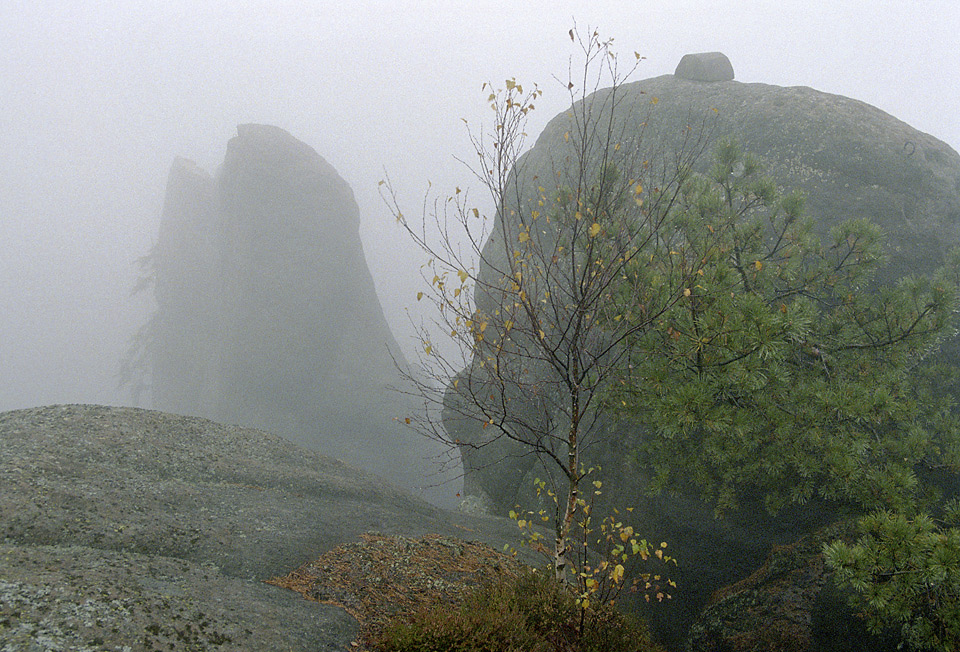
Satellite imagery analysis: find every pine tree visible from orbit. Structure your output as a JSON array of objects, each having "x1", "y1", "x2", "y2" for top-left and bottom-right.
[{"x1": 607, "y1": 140, "x2": 960, "y2": 649}]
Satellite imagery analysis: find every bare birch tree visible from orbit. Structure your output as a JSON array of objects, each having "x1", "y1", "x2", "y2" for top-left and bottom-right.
[{"x1": 381, "y1": 28, "x2": 709, "y2": 583}]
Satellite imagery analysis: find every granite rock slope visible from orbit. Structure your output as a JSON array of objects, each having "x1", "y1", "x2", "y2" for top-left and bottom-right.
[{"x1": 0, "y1": 404, "x2": 526, "y2": 651}]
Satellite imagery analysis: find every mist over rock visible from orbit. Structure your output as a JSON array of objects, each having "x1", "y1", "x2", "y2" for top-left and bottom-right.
[
  {"x1": 628, "y1": 73, "x2": 960, "y2": 280},
  {"x1": 151, "y1": 157, "x2": 219, "y2": 412},
  {"x1": 139, "y1": 125, "x2": 456, "y2": 506},
  {"x1": 446, "y1": 60, "x2": 960, "y2": 646}
]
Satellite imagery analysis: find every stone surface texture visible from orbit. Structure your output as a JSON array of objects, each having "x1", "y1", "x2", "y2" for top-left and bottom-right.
[
  {"x1": 686, "y1": 523, "x2": 901, "y2": 652},
  {"x1": 0, "y1": 404, "x2": 531, "y2": 651}
]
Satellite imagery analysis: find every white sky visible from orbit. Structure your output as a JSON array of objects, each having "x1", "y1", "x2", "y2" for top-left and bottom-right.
[{"x1": 0, "y1": 0, "x2": 958, "y2": 411}]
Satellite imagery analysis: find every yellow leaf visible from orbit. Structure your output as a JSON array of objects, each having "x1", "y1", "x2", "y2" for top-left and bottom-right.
[
  {"x1": 564, "y1": 131, "x2": 570, "y2": 142},
  {"x1": 458, "y1": 269, "x2": 468, "y2": 283},
  {"x1": 517, "y1": 519, "x2": 527, "y2": 528},
  {"x1": 614, "y1": 143, "x2": 621, "y2": 152},
  {"x1": 580, "y1": 598, "x2": 590, "y2": 609},
  {"x1": 539, "y1": 329, "x2": 545, "y2": 339},
  {"x1": 518, "y1": 231, "x2": 530, "y2": 243},
  {"x1": 613, "y1": 564, "x2": 625, "y2": 583},
  {"x1": 505, "y1": 78, "x2": 516, "y2": 90},
  {"x1": 575, "y1": 211, "x2": 583, "y2": 220},
  {"x1": 417, "y1": 291, "x2": 423, "y2": 301},
  {"x1": 472, "y1": 208, "x2": 480, "y2": 218},
  {"x1": 424, "y1": 344, "x2": 432, "y2": 355},
  {"x1": 683, "y1": 288, "x2": 691, "y2": 297},
  {"x1": 754, "y1": 260, "x2": 763, "y2": 271},
  {"x1": 589, "y1": 222, "x2": 601, "y2": 237},
  {"x1": 650, "y1": 97, "x2": 659, "y2": 105},
  {"x1": 404, "y1": 417, "x2": 411, "y2": 424},
  {"x1": 454, "y1": 288, "x2": 461, "y2": 297}
]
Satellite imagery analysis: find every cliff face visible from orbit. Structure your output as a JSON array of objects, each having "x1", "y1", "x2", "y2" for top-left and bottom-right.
[
  {"x1": 146, "y1": 125, "x2": 456, "y2": 506},
  {"x1": 151, "y1": 157, "x2": 220, "y2": 414}
]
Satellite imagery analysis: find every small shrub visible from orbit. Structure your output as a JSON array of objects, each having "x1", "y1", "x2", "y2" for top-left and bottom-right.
[{"x1": 373, "y1": 568, "x2": 662, "y2": 652}]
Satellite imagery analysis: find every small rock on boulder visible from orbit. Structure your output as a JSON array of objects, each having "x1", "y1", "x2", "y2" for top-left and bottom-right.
[{"x1": 674, "y1": 52, "x2": 735, "y2": 81}]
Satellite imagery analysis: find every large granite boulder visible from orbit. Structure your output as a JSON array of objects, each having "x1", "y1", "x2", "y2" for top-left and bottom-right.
[
  {"x1": 447, "y1": 55, "x2": 960, "y2": 647},
  {"x1": 0, "y1": 404, "x2": 527, "y2": 651},
  {"x1": 138, "y1": 125, "x2": 457, "y2": 507}
]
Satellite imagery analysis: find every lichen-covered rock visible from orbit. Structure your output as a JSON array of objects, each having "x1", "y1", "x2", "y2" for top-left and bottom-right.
[
  {"x1": 686, "y1": 523, "x2": 901, "y2": 652},
  {"x1": 0, "y1": 404, "x2": 535, "y2": 651},
  {"x1": 0, "y1": 544, "x2": 359, "y2": 652}
]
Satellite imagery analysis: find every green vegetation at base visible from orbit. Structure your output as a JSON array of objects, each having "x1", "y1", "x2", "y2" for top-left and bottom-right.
[{"x1": 373, "y1": 568, "x2": 662, "y2": 652}]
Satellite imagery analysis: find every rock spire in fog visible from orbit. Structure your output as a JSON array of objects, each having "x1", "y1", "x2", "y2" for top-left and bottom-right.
[{"x1": 141, "y1": 125, "x2": 455, "y2": 506}]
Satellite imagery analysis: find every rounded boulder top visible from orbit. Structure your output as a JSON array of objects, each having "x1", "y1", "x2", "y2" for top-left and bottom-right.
[{"x1": 674, "y1": 51, "x2": 735, "y2": 82}]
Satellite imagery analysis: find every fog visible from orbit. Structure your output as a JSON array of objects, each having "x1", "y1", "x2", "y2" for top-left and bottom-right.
[{"x1": 1, "y1": 0, "x2": 958, "y2": 414}]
